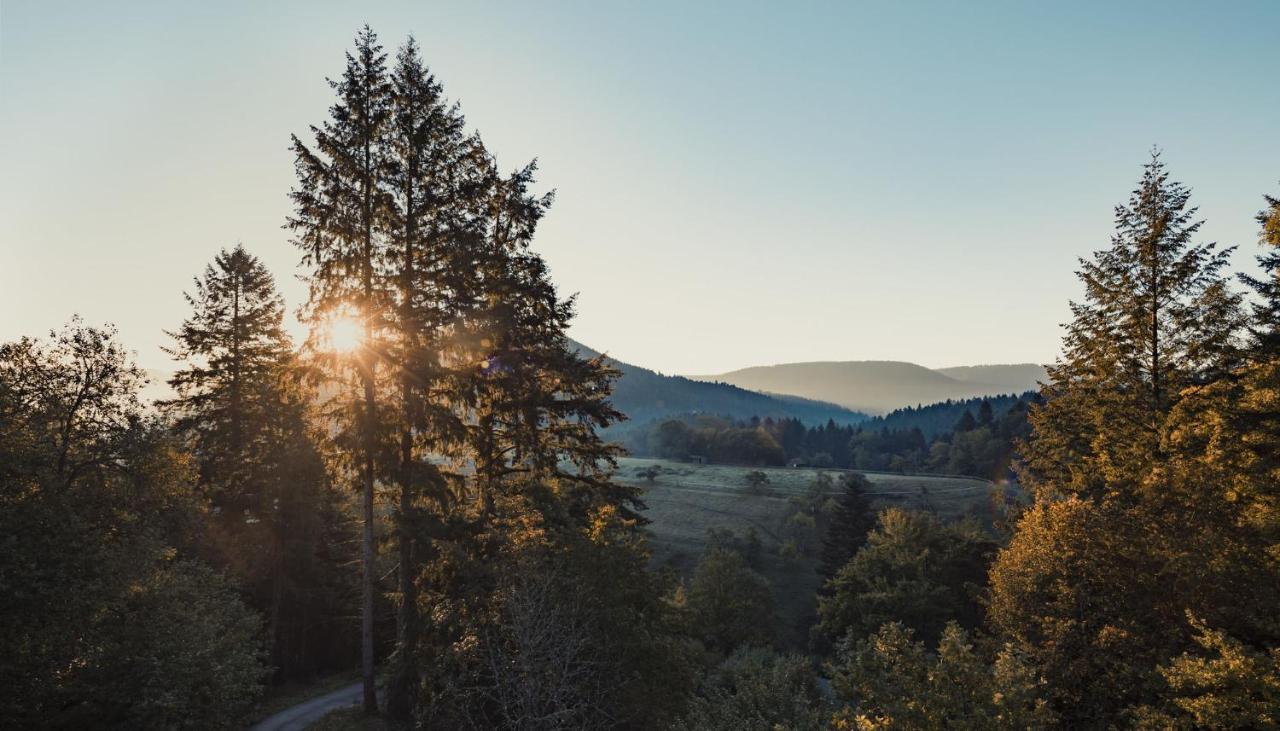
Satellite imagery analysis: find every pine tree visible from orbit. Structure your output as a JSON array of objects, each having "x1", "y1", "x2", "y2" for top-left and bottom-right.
[
  {"x1": 161, "y1": 245, "x2": 290, "y2": 505},
  {"x1": 1022, "y1": 152, "x2": 1243, "y2": 501},
  {"x1": 379, "y1": 37, "x2": 471, "y2": 719},
  {"x1": 977, "y1": 398, "x2": 994, "y2": 427},
  {"x1": 954, "y1": 409, "x2": 977, "y2": 433},
  {"x1": 817, "y1": 472, "x2": 876, "y2": 587},
  {"x1": 162, "y1": 245, "x2": 353, "y2": 680},
  {"x1": 989, "y1": 157, "x2": 1258, "y2": 723},
  {"x1": 288, "y1": 25, "x2": 394, "y2": 713},
  {"x1": 1240, "y1": 190, "x2": 1280, "y2": 358}
]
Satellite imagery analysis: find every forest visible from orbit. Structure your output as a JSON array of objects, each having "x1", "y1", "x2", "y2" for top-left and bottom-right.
[
  {"x1": 637, "y1": 391, "x2": 1035, "y2": 479},
  {"x1": 2, "y1": 25, "x2": 1279, "y2": 731}
]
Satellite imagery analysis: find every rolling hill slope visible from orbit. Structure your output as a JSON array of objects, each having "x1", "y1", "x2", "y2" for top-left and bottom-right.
[
  {"x1": 689, "y1": 360, "x2": 1046, "y2": 415},
  {"x1": 570, "y1": 341, "x2": 865, "y2": 426}
]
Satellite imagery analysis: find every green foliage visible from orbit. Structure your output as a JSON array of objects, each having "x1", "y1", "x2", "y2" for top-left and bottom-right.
[
  {"x1": 818, "y1": 472, "x2": 877, "y2": 584},
  {"x1": 418, "y1": 515, "x2": 697, "y2": 730},
  {"x1": 111, "y1": 560, "x2": 266, "y2": 730},
  {"x1": 0, "y1": 321, "x2": 265, "y2": 727},
  {"x1": 674, "y1": 647, "x2": 829, "y2": 731},
  {"x1": 687, "y1": 549, "x2": 776, "y2": 653},
  {"x1": 1240, "y1": 190, "x2": 1280, "y2": 357},
  {"x1": 744, "y1": 469, "x2": 770, "y2": 494},
  {"x1": 651, "y1": 416, "x2": 787, "y2": 465},
  {"x1": 987, "y1": 497, "x2": 1171, "y2": 723},
  {"x1": 644, "y1": 395, "x2": 1033, "y2": 479},
  {"x1": 819, "y1": 509, "x2": 994, "y2": 647},
  {"x1": 830, "y1": 622, "x2": 1054, "y2": 730},
  {"x1": 987, "y1": 158, "x2": 1280, "y2": 727},
  {"x1": 1131, "y1": 614, "x2": 1280, "y2": 729},
  {"x1": 163, "y1": 245, "x2": 356, "y2": 681},
  {"x1": 1021, "y1": 152, "x2": 1243, "y2": 502}
]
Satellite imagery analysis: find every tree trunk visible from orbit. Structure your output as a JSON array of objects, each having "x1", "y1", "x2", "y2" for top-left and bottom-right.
[
  {"x1": 361, "y1": 381, "x2": 377, "y2": 714},
  {"x1": 387, "y1": 415, "x2": 418, "y2": 720}
]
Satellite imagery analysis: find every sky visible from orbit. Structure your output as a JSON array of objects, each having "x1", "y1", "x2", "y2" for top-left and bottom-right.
[{"x1": 2, "y1": 1, "x2": 1278, "y2": 375}]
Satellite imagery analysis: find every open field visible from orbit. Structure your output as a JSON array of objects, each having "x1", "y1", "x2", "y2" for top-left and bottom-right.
[{"x1": 616, "y1": 457, "x2": 999, "y2": 647}]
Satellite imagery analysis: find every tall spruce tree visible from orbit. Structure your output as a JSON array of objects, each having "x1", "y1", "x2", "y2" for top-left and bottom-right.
[
  {"x1": 288, "y1": 25, "x2": 394, "y2": 713},
  {"x1": 989, "y1": 157, "x2": 1258, "y2": 724},
  {"x1": 817, "y1": 472, "x2": 876, "y2": 587},
  {"x1": 1021, "y1": 152, "x2": 1243, "y2": 501},
  {"x1": 1241, "y1": 190, "x2": 1280, "y2": 358},
  {"x1": 161, "y1": 245, "x2": 353, "y2": 680},
  {"x1": 162, "y1": 245, "x2": 290, "y2": 504},
  {"x1": 381, "y1": 37, "x2": 470, "y2": 719}
]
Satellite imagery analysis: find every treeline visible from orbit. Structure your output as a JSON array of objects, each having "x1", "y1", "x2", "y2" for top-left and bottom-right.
[
  {"x1": 869, "y1": 391, "x2": 1035, "y2": 438},
  {"x1": 642, "y1": 392, "x2": 1034, "y2": 479}
]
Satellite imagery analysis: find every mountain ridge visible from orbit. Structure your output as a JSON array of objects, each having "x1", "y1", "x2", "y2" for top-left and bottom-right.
[{"x1": 687, "y1": 359, "x2": 1046, "y2": 415}]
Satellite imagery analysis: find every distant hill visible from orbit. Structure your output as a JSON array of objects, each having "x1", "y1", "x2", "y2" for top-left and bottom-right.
[
  {"x1": 934, "y1": 364, "x2": 1048, "y2": 388},
  {"x1": 689, "y1": 360, "x2": 1047, "y2": 415},
  {"x1": 149, "y1": 349, "x2": 866, "y2": 429},
  {"x1": 569, "y1": 341, "x2": 866, "y2": 427}
]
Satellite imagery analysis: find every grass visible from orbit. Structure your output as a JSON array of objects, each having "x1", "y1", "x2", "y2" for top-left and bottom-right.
[{"x1": 617, "y1": 457, "x2": 1000, "y2": 647}]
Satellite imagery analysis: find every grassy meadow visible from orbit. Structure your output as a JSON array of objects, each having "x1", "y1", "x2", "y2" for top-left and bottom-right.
[{"x1": 616, "y1": 457, "x2": 998, "y2": 646}]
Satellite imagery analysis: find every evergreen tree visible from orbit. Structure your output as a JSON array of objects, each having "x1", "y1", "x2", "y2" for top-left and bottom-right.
[
  {"x1": 977, "y1": 398, "x2": 994, "y2": 427},
  {"x1": 288, "y1": 25, "x2": 395, "y2": 712},
  {"x1": 988, "y1": 158, "x2": 1262, "y2": 724},
  {"x1": 162, "y1": 245, "x2": 289, "y2": 501},
  {"x1": 1022, "y1": 152, "x2": 1243, "y2": 501},
  {"x1": 1240, "y1": 189, "x2": 1280, "y2": 358},
  {"x1": 817, "y1": 472, "x2": 876, "y2": 587},
  {"x1": 380, "y1": 37, "x2": 469, "y2": 719},
  {"x1": 954, "y1": 409, "x2": 977, "y2": 433},
  {"x1": 161, "y1": 245, "x2": 353, "y2": 680},
  {"x1": 820, "y1": 509, "x2": 993, "y2": 647}
]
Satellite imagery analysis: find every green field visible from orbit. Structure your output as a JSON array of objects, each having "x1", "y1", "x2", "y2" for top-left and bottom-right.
[{"x1": 616, "y1": 457, "x2": 998, "y2": 647}]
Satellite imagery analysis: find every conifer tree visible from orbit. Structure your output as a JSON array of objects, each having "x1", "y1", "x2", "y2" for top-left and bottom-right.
[
  {"x1": 162, "y1": 245, "x2": 290, "y2": 503},
  {"x1": 977, "y1": 398, "x2": 994, "y2": 428},
  {"x1": 817, "y1": 472, "x2": 876, "y2": 587},
  {"x1": 1022, "y1": 152, "x2": 1243, "y2": 501},
  {"x1": 288, "y1": 25, "x2": 394, "y2": 713},
  {"x1": 380, "y1": 37, "x2": 469, "y2": 719},
  {"x1": 162, "y1": 245, "x2": 352, "y2": 680},
  {"x1": 1241, "y1": 190, "x2": 1280, "y2": 357},
  {"x1": 989, "y1": 158, "x2": 1258, "y2": 723}
]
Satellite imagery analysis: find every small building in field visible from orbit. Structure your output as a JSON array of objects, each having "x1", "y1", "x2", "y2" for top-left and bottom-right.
[{"x1": 787, "y1": 458, "x2": 809, "y2": 468}]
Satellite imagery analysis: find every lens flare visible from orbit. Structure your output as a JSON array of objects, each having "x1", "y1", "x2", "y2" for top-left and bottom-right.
[{"x1": 327, "y1": 313, "x2": 363, "y2": 353}]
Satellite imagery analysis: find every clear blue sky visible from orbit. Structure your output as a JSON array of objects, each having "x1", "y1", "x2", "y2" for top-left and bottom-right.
[{"x1": 2, "y1": 1, "x2": 1277, "y2": 374}]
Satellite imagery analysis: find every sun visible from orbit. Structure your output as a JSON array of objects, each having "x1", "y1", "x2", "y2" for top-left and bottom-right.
[{"x1": 326, "y1": 313, "x2": 364, "y2": 353}]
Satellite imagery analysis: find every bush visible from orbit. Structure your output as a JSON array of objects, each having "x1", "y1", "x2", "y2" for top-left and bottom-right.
[
  {"x1": 687, "y1": 549, "x2": 776, "y2": 653},
  {"x1": 674, "y1": 647, "x2": 829, "y2": 731}
]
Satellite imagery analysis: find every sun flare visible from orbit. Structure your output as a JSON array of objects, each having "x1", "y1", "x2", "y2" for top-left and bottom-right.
[{"x1": 326, "y1": 313, "x2": 363, "y2": 353}]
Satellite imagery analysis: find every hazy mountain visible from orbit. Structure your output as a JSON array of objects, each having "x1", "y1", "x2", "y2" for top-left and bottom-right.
[
  {"x1": 689, "y1": 360, "x2": 1047, "y2": 415},
  {"x1": 569, "y1": 341, "x2": 865, "y2": 426},
  {"x1": 934, "y1": 364, "x2": 1048, "y2": 388}
]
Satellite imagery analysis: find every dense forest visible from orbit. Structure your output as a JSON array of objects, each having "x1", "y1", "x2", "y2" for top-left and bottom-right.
[
  {"x1": 637, "y1": 392, "x2": 1035, "y2": 480},
  {"x1": 2, "y1": 26, "x2": 1279, "y2": 730}
]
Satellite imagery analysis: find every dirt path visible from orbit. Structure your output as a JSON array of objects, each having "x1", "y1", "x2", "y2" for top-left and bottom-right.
[{"x1": 248, "y1": 682, "x2": 364, "y2": 731}]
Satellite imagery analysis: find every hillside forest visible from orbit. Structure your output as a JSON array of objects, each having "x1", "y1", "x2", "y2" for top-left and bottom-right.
[
  {"x1": 3, "y1": 27, "x2": 1279, "y2": 730},
  {"x1": 635, "y1": 391, "x2": 1036, "y2": 479}
]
